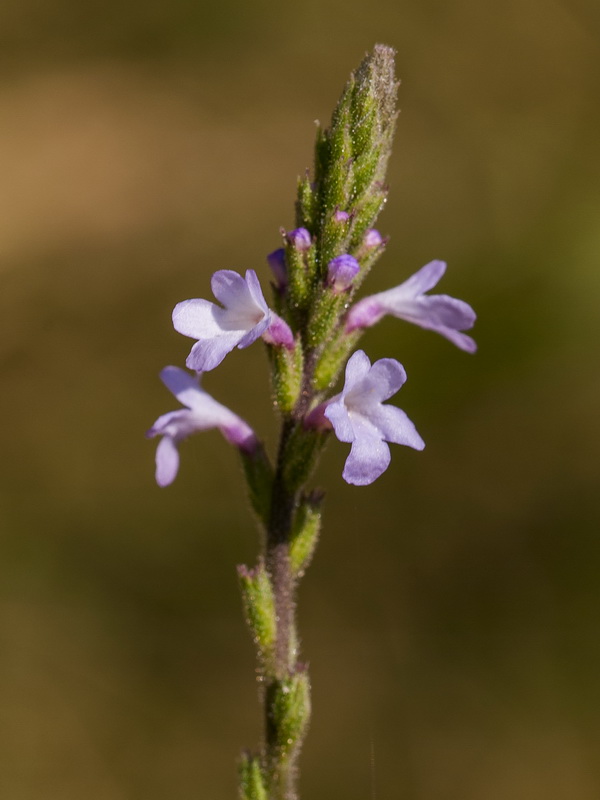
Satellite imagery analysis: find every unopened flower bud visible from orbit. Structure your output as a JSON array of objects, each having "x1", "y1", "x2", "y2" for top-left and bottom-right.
[
  {"x1": 263, "y1": 314, "x2": 295, "y2": 350},
  {"x1": 333, "y1": 209, "x2": 350, "y2": 223},
  {"x1": 363, "y1": 228, "x2": 384, "y2": 248},
  {"x1": 327, "y1": 254, "x2": 360, "y2": 292},
  {"x1": 287, "y1": 227, "x2": 312, "y2": 251},
  {"x1": 267, "y1": 248, "x2": 287, "y2": 286}
]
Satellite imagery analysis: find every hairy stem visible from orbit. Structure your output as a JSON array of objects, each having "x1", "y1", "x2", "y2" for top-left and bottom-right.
[
  {"x1": 264, "y1": 418, "x2": 300, "y2": 799},
  {"x1": 267, "y1": 423, "x2": 297, "y2": 677}
]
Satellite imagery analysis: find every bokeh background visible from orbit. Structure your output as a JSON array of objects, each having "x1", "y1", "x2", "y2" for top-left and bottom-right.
[{"x1": 1, "y1": 0, "x2": 599, "y2": 797}]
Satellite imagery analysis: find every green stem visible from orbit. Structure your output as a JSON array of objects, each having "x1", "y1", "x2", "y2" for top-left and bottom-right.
[{"x1": 264, "y1": 417, "x2": 300, "y2": 799}]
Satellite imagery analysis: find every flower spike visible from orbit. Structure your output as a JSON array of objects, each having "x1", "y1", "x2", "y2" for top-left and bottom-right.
[
  {"x1": 316, "y1": 350, "x2": 424, "y2": 485},
  {"x1": 173, "y1": 269, "x2": 293, "y2": 371},
  {"x1": 346, "y1": 260, "x2": 477, "y2": 352},
  {"x1": 147, "y1": 366, "x2": 257, "y2": 486}
]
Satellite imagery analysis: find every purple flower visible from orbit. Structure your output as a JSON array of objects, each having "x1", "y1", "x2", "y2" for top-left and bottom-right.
[
  {"x1": 323, "y1": 350, "x2": 424, "y2": 486},
  {"x1": 147, "y1": 366, "x2": 257, "y2": 487},
  {"x1": 345, "y1": 260, "x2": 476, "y2": 352},
  {"x1": 172, "y1": 269, "x2": 293, "y2": 372},
  {"x1": 327, "y1": 254, "x2": 360, "y2": 292}
]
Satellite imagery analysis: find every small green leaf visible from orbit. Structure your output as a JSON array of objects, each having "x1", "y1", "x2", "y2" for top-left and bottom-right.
[
  {"x1": 290, "y1": 492, "x2": 323, "y2": 577},
  {"x1": 267, "y1": 668, "x2": 311, "y2": 758},
  {"x1": 239, "y1": 753, "x2": 268, "y2": 800},
  {"x1": 271, "y1": 341, "x2": 303, "y2": 414},
  {"x1": 313, "y1": 330, "x2": 360, "y2": 393},
  {"x1": 238, "y1": 560, "x2": 277, "y2": 667},
  {"x1": 240, "y1": 444, "x2": 274, "y2": 527}
]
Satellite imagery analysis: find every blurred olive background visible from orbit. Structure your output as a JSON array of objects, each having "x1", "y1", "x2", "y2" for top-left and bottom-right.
[{"x1": 1, "y1": 0, "x2": 599, "y2": 797}]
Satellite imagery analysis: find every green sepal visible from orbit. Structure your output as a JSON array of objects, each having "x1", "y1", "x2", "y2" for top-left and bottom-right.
[
  {"x1": 239, "y1": 753, "x2": 268, "y2": 800},
  {"x1": 295, "y1": 172, "x2": 317, "y2": 232},
  {"x1": 306, "y1": 290, "x2": 347, "y2": 351},
  {"x1": 281, "y1": 426, "x2": 326, "y2": 492},
  {"x1": 238, "y1": 559, "x2": 277, "y2": 667},
  {"x1": 272, "y1": 341, "x2": 303, "y2": 414},
  {"x1": 290, "y1": 492, "x2": 323, "y2": 577},
  {"x1": 313, "y1": 123, "x2": 329, "y2": 189},
  {"x1": 240, "y1": 444, "x2": 274, "y2": 527},
  {"x1": 349, "y1": 185, "x2": 388, "y2": 249},
  {"x1": 318, "y1": 209, "x2": 352, "y2": 271},
  {"x1": 285, "y1": 239, "x2": 318, "y2": 319},
  {"x1": 351, "y1": 143, "x2": 382, "y2": 202},
  {"x1": 285, "y1": 239, "x2": 311, "y2": 313},
  {"x1": 349, "y1": 44, "x2": 398, "y2": 188},
  {"x1": 349, "y1": 236, "x2": 387, "y2": 295},
  {"x1": 267, "y1": 668, "x2": 311, "y2": 758},
  {"x1": 323, "y1": 86, "x2": 353, "y2": 211},
  {"x1": 349, "y1": 91, "x2": 377, "y2": 159},
  {"x1": 313, "y1": 330, "x2": 360, "y2": 393}
]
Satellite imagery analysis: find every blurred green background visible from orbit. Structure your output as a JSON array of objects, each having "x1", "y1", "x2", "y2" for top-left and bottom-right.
[{"x1": 1, "y1": 0, "x2": 599, "y2": 797}]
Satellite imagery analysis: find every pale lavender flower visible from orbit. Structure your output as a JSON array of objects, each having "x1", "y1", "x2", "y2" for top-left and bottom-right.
[
  {"x1": 321, "y1": 350, "x2": 424, "y2": 486},
  {"x1": 173, "y1": 269, "x2": 293, "y2": 372},
  {"x1": 327, "y1": 254, "x2": 360, "y2": 292},
  {"x1": 147, "y1": 366, "x2": 257, "y2": 487},
  {"x1": 345, "y1": 260, "x2": 477, "y2": 352}
]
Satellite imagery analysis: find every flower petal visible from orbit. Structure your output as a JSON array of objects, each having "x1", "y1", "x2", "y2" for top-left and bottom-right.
[
  {"x1": 237, "y1": 313, "x2": 271, "y2": 349},
  {"x1": 244, "y1": 269, "x2": 270, "y2": 316},
  {"x1": 347, "y1": 357, "x2": 407, "y2": 406},
  {"x1": 436, "y1": 328, "x2": 477, "y2": 353},
  {"x1": 172, "y1": 299, "x2": 224, "y2": 339},
  {"x1": 211, "y1": 269, "x2": 252, "y2": 308},
  {"x1": 155, "y1": 436, "x2": 181, "y2": 487},
  {"x1": 147, "y1": 409, "x2": 198, "y2": 439},
  {"x1": 343, "y1": 433, "x2": 391, "y2": 486},
  {"x1": 390, "y1": 294, "x2": 476, "y2": 331},
  {"x1": 342, "y1": 350, "x2": 372, "y2": 394},
  {"x1": 159, "y1": 366, "x2": 202, "y2": 409},
  {"x1": 389, "y1": 259, "x2": 446, "y2": 297},
  {"x1": 366, "y1": 404, "x2": 425, "y2": 449},
  {"x1": 185, "y1": 331, "x2": 245, "y2": 372},
  {"x1": 385, "y1": 293, "x2": 477, "y2": 352},
  {"x1": 324, "y1": 397, "x2": 354, "y2": 443}
]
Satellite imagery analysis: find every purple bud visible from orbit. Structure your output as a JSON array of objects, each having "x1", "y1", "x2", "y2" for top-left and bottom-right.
[
  {"x1": 327, "y1": 254, "x2": 360, "y2": 292},
  {"x1": 287, "y1": 227, "x2": 312, "y2": 251},
  {"x1": 304, "y1": 401, "x2": 332, "y2": 431},
  {"x1": 333, "y1": 210, "x2": 350, "y2": 223},
  {"x1": 363, "y1": 229, "x2": 383, "y2": 248},
  {"x1": 237, "y1": 564, "x2": 259, "y2": 580},
  {"x1": 262, "y1": 314, "x2": 295, "y2": 350},
  {"x1": 267, "y1": 248, "x2": 287, "y2": 286}
]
